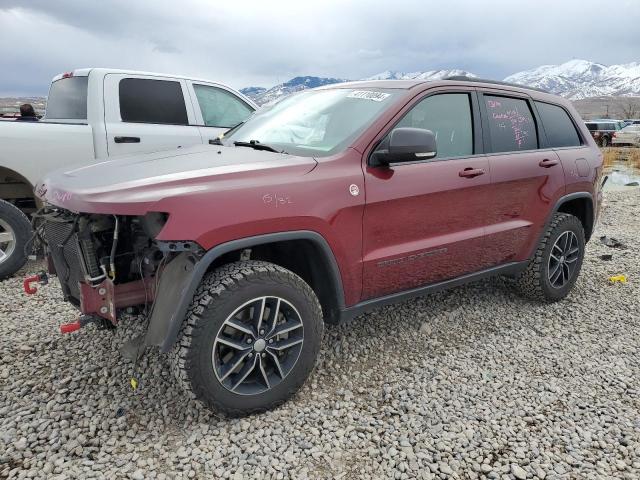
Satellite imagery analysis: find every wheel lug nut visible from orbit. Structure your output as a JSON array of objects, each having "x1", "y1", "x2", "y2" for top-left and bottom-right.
[
  {"x1": 261, "y1": 353, "x2": 266, "y2": 358},
  {"x1": 259, "y1": 330, "x2": 264, "y2": 335},
  {"x1": 268, "y1": 339, "x2": 274, "y2": 344},
  {"x1": 248, "y1": 353, "x2": 253, "y2": 358},
  {"x1": 246, "y1": 338, "x2": 252, "y2": 344}
]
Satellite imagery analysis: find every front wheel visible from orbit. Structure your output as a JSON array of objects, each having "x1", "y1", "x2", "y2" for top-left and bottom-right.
[
  {"x1": 0, "y1": 200, "x2": 32, "y2": 280},
  {"x1": 169, "y1": 260, "x2": 323, "y2": 416},
  {"x1": 516, "y1": 213, "x2": 585, "y2": 302}
]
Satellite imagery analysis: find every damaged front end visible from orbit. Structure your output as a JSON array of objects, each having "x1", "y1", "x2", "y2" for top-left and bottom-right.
[{"x1": 35, "y1": 207, "x2": 203, "y2": 353}]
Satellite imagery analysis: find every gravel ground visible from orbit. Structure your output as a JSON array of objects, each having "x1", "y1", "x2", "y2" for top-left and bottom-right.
[{"x1": 1, "y1": 189, "x2": 639, "y2": 480}]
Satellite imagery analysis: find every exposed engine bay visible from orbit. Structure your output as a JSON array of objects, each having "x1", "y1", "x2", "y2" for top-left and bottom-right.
[{"x1": 34, "y1": 207, "x2": 199, "y2": 326}]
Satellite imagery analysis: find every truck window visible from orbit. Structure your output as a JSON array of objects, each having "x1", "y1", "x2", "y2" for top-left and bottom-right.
[
  {"x1": 535, "y1": 102, "x2": 582, "y2": 148},
  {"x1": 395, "y1": 93, "x2": 474, "y2": 159},
  {"x1": 484, "y1": 95, "x2": 537, "y2": 152},
  {"x1": 119, "y1": 78, "x2": 188, "y2": 125},
  {"x1": 193, "y1": 84, "x2": 254, "y2": 128},
  {"x1": 46, "y1": 77, "x2": 88, "y2": 120}
]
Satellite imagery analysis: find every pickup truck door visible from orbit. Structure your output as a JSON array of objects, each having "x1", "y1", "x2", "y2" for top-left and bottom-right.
[
  {"x1": 103, "y1": 74, "x2": 202, "y2": 156},
  {"x1": 185, "y1": 81, "x2": 256, "y2": 145}
]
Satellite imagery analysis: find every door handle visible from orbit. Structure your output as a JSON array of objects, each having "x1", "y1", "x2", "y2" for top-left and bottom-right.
[
  {"x1": 114, "y1": 136, "x2": 141, "y2": 144},
  {"x1": 458, "y1": 167, "x2": 485, "y2": 178},
  {"x1": 539, "y1": 158, "x2": 559, "y2": 168}
]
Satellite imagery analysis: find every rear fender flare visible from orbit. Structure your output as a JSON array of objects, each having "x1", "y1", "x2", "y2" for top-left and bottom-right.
[{"x1": 527, "y1": 192, "x2": 594, "y2": 259}]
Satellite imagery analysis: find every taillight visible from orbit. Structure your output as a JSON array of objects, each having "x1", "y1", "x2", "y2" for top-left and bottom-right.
[
  {"x1": 62, "y1": 72, "x2": 74, "y2": 78},
  {"x1": 612, "y1": 133, "x2": 617, "y2": 138}
]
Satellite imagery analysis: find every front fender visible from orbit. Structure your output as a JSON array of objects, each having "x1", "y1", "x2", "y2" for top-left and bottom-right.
[{"x1": 145, "y1": 230, "x2": 345, "y2": 353}]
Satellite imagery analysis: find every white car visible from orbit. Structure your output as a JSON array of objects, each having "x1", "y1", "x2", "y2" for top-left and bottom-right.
[
  {"x1": 612, "y1": 124, "x2": 640, "y2": 147},
  {"x1": 0, "y1": 68, "x2": 257, "y2": 279}
]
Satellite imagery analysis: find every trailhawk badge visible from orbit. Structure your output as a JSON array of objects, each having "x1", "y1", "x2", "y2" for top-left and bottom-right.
[{"x1": 349, "y1": 184, "x2": 360, "y2": 196}]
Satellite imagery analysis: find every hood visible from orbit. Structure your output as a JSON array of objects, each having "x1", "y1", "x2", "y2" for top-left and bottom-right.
[{"x1": 37, "y1": 144, "x2": 317, "y2": 215}]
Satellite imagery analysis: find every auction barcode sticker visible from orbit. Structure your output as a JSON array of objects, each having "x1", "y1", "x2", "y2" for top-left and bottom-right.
[{"x1": 346, "y1": 91, "x2": 391, "y2": 102}]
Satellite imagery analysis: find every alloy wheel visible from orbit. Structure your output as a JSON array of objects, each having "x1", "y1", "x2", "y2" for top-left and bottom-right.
[
  {"x1": 548, "y1": 231, "x2": 580, "y2": 289},
  {"x1": 212, "y1": 296, "x2": 304, "y2": 395},
  {"x1": 0, "y1": 219, "x2": 16, "y2": 265}
]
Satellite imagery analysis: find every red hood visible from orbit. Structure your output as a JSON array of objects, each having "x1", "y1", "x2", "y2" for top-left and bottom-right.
[{"x1": 36, "y1": 145, "x2": 317, "y2": 215}]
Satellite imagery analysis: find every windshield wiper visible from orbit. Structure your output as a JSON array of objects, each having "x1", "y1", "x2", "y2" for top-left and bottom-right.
[{"x1": 233, "y1": 140, "x2": 283, "y2": 154}]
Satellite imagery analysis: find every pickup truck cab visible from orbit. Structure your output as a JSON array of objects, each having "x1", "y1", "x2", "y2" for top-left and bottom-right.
[{"x1": 0, "y1": 68, "x2": 257, "y2": 279}]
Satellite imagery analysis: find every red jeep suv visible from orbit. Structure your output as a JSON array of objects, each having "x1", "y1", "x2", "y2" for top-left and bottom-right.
[{"x1": 33, "y1": 77, "x2": 603, "y2": 415}]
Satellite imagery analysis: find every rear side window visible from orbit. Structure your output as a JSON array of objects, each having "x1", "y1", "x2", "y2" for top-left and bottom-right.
[
  {"x1": 119, "y1": 78, "x2": 188, "y2": 125},
  {"x1": 586, "y1": 123, "x2": 596, "y2": 131},
  {"x1": 535, "y1": 102, "x2": 582, "y2": 148},
  {"x1": 484, "y1": 95, "x2": 537, "y2": 152},
  {"x1": 45, "y1": 77, "x2": 88, "y2": 120},
  {"x1": 193, "y1": 84, "x2": 254, "y2": 128},
  {"x1": 395, "y1": 93, "x2": 473, "y2": 159}
]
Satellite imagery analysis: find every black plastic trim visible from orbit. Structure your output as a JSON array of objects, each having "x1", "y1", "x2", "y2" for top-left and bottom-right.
[
  {"x1": 159, "y1": 230, "x2": 345, "y2": 352},
  {"x1": 526, "y1": 192, "x2": 595, "y2": 259},
  {"x1": 339, "y1": 261, "x2": 528, "y2": 322},
  {"x1": 444, "y1": 76, "x2": 550, "y2": 93}
]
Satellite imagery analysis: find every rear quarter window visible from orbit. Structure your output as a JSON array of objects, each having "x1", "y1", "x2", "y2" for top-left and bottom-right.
[
  {"x1": 535, "y1": 102, "x2": 582, "y2": 148},
  {"x1": 119, "y1": 78, "x2": 188, "y2": 125}
]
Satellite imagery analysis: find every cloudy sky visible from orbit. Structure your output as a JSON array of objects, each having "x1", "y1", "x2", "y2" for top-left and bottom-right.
[{"x1": 1, "y1": 0, "x2": 639, "y2": 96}]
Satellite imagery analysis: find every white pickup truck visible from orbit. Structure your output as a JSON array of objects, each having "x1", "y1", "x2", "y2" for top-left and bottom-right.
[{"x1": 0, "y1": 68, "x2": 257, "y2": 279}]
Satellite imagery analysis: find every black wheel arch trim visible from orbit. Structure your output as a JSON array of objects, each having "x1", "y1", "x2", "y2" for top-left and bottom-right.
[
  {"x1": 528, "y1": 192, "x2": 594, "y2": 259},
  {"x1": 156, "y1": 230, "x2": 345, "y2": 353}
]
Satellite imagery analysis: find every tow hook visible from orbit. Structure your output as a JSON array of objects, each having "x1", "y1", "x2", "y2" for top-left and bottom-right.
[
  {"x1": 23, "y1": 271, "x2": 49, "y2": 295},
  {"x1": 60, "y1": 315, "x2": 101, "y2": 334}
]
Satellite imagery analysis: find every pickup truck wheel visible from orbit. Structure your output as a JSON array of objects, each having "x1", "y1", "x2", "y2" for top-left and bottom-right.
[
  {"x1": 601, "y1": 136, "x2": 609, "y2": 147},
  {"x1": 516, "y1": 213, "x2": 585, "y2": 302},
  {"x1": 0, "y1": 200, "x2": 31, "y2": 280},
  {"x1": 169, "y1": 260, "x2": 323, "y2": 416}
]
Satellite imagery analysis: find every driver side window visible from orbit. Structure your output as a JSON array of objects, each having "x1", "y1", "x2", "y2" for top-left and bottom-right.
[
  {"x1": 193, "y1": 84, "x2": 254, "y2": 128},
  {"x1": 394, "y1": 93, "x2": 473, "y2": 159}
]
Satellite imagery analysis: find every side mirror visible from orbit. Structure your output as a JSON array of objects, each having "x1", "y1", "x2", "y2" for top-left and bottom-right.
[{"x1": 371, "y1": 127, "x2": 437, "y2": 166}]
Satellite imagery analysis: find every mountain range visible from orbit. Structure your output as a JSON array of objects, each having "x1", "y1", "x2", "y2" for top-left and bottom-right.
[{"x1": 241, "y1": 60, "x2": 640, "y2": 105}]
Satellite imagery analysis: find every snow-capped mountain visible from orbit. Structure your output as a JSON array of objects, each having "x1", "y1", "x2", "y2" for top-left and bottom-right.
[
  {"x1": 504, "y1": 59, "x2": 640, "y2": 100},
  {"x1": 242, "y1": 76, "x2": 347, "y2": 106},
  {"x1": 241, "y1": 60, "x2": 640, "y2": 105},
  {"x1": 365, "y1": 69, "x2": 476, "y2": 81}
]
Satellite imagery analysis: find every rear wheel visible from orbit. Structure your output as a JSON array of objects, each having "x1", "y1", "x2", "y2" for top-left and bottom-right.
[
  {"x1": 169, "y1": 260, "x2": 323, "y2": 416},
  {"x1": 601, "y1": 136, "x2": 609, "y2": 147},
  {"x1": 516, "y1": 213, "x2": 585, "y2": 302},
  {"x1": 0, "y1": 200, "x2": 31, "y2": 280}
]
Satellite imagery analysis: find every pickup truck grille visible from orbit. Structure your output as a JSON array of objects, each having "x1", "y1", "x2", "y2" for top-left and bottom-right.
[{"x1": 43, "y1": 217, "x2": 101, "y2": 305}]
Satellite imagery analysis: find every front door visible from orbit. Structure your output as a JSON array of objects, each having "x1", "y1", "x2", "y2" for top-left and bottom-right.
[
  {"x1": 362, "y1": 90, "x2": 494, "y2": 300},
  {"x1": 187, "y1": 82, "x2": 256, "y2": 144}
]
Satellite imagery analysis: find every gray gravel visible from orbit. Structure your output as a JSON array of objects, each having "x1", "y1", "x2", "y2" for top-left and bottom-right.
[{"x1": 1, "y1": 189, "x2": 639, "y2": 479}]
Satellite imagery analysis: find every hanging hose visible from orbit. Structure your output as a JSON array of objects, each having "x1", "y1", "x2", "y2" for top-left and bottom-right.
[{"x1": 109, "y1": 215, "x2": 120, "y2": 279}]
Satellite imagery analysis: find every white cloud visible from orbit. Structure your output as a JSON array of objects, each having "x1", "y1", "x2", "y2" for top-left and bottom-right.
[{"x1": 1, "y1": 0, "x2": 639, "y2": 95}]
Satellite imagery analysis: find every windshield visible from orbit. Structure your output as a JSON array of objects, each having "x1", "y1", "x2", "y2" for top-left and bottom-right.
[
  {"x1": 223, "y1": 88, "x2": 401, "y2": 157},
  {"x1": 45, "y1": 76, "x2": 88, "y2": 121}
]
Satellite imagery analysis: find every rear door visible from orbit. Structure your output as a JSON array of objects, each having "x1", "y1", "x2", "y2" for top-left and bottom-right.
[
  {"x1": 103, "y1": 74, "x2": 202, "y2": 156},
  {"x1": 534, "y1": 100, "x2": 594, "y2": 199},
  {"x1": 361, "y1": 88, "x2": 494, "y2": 300},
  {"x1": 185, "y1": 82, "x2": 256, "y2": 144},
  {"x1": 479, "y1": 91, "x2": 565, "y2": 266}
]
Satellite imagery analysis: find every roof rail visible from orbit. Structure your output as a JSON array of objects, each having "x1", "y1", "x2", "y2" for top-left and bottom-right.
[{"x1": 444, "y1": 75, "x2": 550, "y2": 94}]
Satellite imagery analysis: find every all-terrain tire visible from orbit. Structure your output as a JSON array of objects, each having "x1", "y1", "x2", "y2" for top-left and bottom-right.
[
  {"x1": 169, "y1": 260, "x2": 323, "y2": 416},
  {"x1": 0, "y1": 199, "x2": 31, "y2": 280},
  {"x1": 516, "y1": 213, "x2": 585, "y2": 302},
  {"x1": 601, "y1": 136, "x2": 609, "y2": 147}
]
